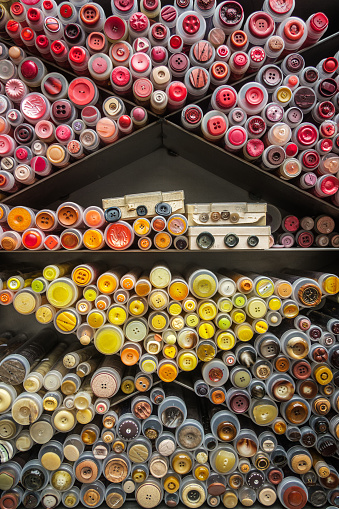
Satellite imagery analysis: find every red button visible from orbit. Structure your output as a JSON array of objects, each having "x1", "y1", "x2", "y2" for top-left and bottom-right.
[
  {"x1": 284, "y1": 19, "x2": 304, "y2": 41},
  {"x1": 87, "y1": 32, "x2": 106, "y2": 51},
  {"x1": 246, "y1": 139, "x2": 264, "y2": 157},
  {"x1": 248, "y1": 12, "x2": 274, "y2": 38},
  {"x1": 245, "y1": 86, "x2": 264, "y2": 106},
  {"x1": 105, "y1": 222, "x2": 133, "y2": 250},
  {"x1": 69, "y1": 46, "x2": 87, "y2": 65},
  {"x1": 114, "y1": 0, "x2": 134, "y2": 12},
  {"x1": 23, "y1": 230, "x2": 41, "y2": 249},
  {"x1": 250, "y1": 47, "x2": 265, "y2": 63},
  {"x1": 133, "y1": 78, "x2": 153, "y2": 98},
  {"x1": 111, "y1": 42, "x2": 130, "y2": 63},
  {"x1": 297, "y1": 124, "x2": 318, "y2": 147},
  {"x1": 15, "y1": 147, "x2": 28, "y2": 161},
  {"x1": 211, "y1": 62, "x2": 228, "y2": 80},
  {"x1": 130, "y1": 53, "x2": 150, "y2": 73},
  {"x1": 104, "y1": 15, "x2": 126, "y2": 41},
  {"x1": 233, "y1": 52, "x2": 248, "y2": 68},
  {"x1": 318, "y1": 101, "x2": 335, "y2": 119},
  {"x1": 43, "y1": 76, "x2": 63, "y2": 96},
  {"x1": 162, "y1": 6, "x2": 177, "y2": 22},
  {"x1": 310, "y1": 12, "x2": 328, "y2": 32},
  {"x1": 11, "y1": 2, "x2": 24, "y2": 16},
  {"x1": 6, "y1": 20, "x2": 20, "y2": 33},
  {"x1": 56, "y1": 125, "x2": 71, "y2": 142},
  {"x1": 217, "y1": 45, "x2": 230, "y2": 58},
  {"x1": 21, "y1": 93, "x2": 47, "y2": 121},
  {"x1": 320, "y1": 176, "x2": 339, "y2": 195},
  {"x1": 21, "y1": 27, "x2": 34, "y2": 41},
  {"x1": 302, "y1": 150, "x2": 319, "y2": 169},
  {"x1": 36, "y1": 35, "x2": 49, "y2": 49},
  {"x1": 185, "y1": 106, "x2": 201, "y2": 124},
  {"x1": 284, "y1": 487, "x2": 307, "y2": 509},
  {"x1": 182, "y1": 14, "x2": 200, "y2": 34},
  {"x1": 219, "y1": 1, "x2": 243, "y2": 27},
  {"x1": 42, "y1": 1, "x2": 53, "y2": 10},
  {"x1": 51, "y1": 40, "x2": 66, "y2": 55},
  {"x1": 68, "y1": 78, "x2": 96, "y2": 107},
  {"x1": 228, "y1": 127, "x2": 246, "y2": 146},
  {"x1": 248, "y1": 117, "x2": 266, "y2": 135},
  {"x1": 207, "y1": 115, "x2": 227, "y2": 136},
  {"x1": 283, "y1": 215, "x2": 299, "y2": 232},
  {"x1": 20, "y1": 60, "x2": 38, "y2": 79},
  {"x1": 168, "y1": 82, "x2": 187, "y2": 102},
  {"x1": 27, "y1": 7, "x2": 40, "y2": 22},
  {"x1": 31, "y1": 156, "x2": 47, "y2": 173},
  {"x1": 320, "y1": 139, "x2": 333, "y2": 152},
  {"x1": 323, "y1": 57, "x2": 338, "y2": 74},
  {"x1": 111, "y1": 66, "x2": 130, "y2": 87},
  {"x1": 119, "y1": 115, "x2": 131, "y2": 129},
  {"x1": 44, "y1": 16, "x2": 61, "y2": 33},
  {"x1": 129, "y1": 12, "x2": 148, "y2": 31},
  {"x1": 143, "y1": 0, "x2": 158, "y2": 11},
  {"x1": 285, "y1": 142, "x2": 298, "y2": 157},
  {"x1": 60, "y1": 4, "x2": 73, "y2": 18},
  {"x1": 215, "y1": 87, "x2": 236, "y2": 109},
  {"x1": 151, "y1": 46, "x2": 166, "y2": 63},
  {"x1": 320, "y1": 122, "x2": 336, "y2": 138},
  {"x1": 169, "y1": 35, "x2": 182, "y2": 49},
  {"x1": 268, "y1": 0, "x2": 293, "y2": 14},
  {"x1": 91, "y1": 56, "x2": 108, "y2": 74}
]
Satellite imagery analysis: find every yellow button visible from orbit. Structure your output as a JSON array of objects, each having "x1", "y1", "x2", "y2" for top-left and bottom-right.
[
  {"x1": 87, "y1": 311, "x2": 105, "y2": 328},
  {"x1": 94, "y1": 325, "x2": 123, "y2": 355},
  {"x1": 108, "y1": 305, "x2": 127, "y2": 325},
  {"x1": 252, "y1": 403, "x2": 278, "y2": 425},
  {"x1": 43, "y1": 266, "x2": 57, "y2": 281},
  {"x1": 36, "y1": 305, "x2": 54, "y2": 324},
  {"x1": 324, "y1": 276, "x2": 339, "y2": 294},
  {"x1": 83, "y1": 288, "x2": 98, "y2": 301},
  {"x1": 183, "y1": 298, "x2": 196, "y2": 312},
  {"x1": 198, "y1": 321, "x2": 215, "y2": 339},
  {"x1": 150, "y1": 292, "x2": 166, "y2": 309},
  {"x1": 314, "y1": 365, "x2": 333, "y2": 385},
  {"x1": 163, "y1": 475, "x2": 180, "y2": 493},
  {"x1": 97, "y1": 273, "x2": 118, "y2": 294},
  {"x1": 194, "y1": 465, "x2": 209, "y2": 481},
  {"x1": 237, "y1": 325, "x2": 253, "y2": 341},
  {"x1": 277, "y1": 86, "x2": 292, "y2": 103},
  {"x1": 192, "y1": 274, "x2": 217, "y2": 299},
  {"x1": 197, "y1": 343, "x2": 216, "y2": 362},
  {"x1": 158, "y1": 362, "x2": 177, "y2": 382},
  {"x1": 129, "y1": 299, "x2": 145, "y2": 316},
  {"x1": 172, "y1": 453, "x2": 192, "y2": 474},
  {"x1": 198, "y1": 302, "x2": 217, "y2": 321},
  {"x1": 47, "y1": 144, "x2": 65, "y2": 164},
  {"x1": 178, "y1": 352, "x2": 197, "y2": 371},
  {"x1": 56, "y1": 310, "x2": 78, "y2": 332},
  {"x1": 213, "y1": 449, "x2": 236, "y2": 474},
  {"x1": 255, "y1": 279, "x2": 274, "y2": 298},
  {"x1": 232, "y1": 311, "x2": 246, "y2": 324},
  {"x1": 134, "y1": 218, "x2": 150, "y2": 236},
  {"x1": 7, "y1": 277, "x2": 21, "y2": 291},
  {"x1": 217, "y1": 331, "x2": 235, "y2": 350},
  {"x1": 141, "y1": 359, "x2": 156, "y2": 373},
  {"x1": 254, "y1": 320, "x2": 268, "y2": 334},
  {"x1": 218, "y1": 298, "x2": 233, "y2": 312},
  {"x1": 72, "y1": 267, "x2": 92, "y2": 286},
  {"x1": 163, "y1": 345, "x2": 177, "y2": 359},
  {"x1": 185, "y1": 313, "x2": 199, "y2": 327},
  {"x1": 151, "y1": 314, "x2": 167, "y2": 330},
  {"x1": 169, "y1": 303, "x2": 182, "y2": 316},
  {"x1": 47, "y1": 281, "x2": 75, "y2": 308},
  {"x1": 268, "y1": 297, "x2": 281, "y2": 311},
  {"x1": 247, "y1": 299, "x2": 267, "y2": 318},
  {"x1": 83, "y1": 229, "x2": 104, "y2": 250},
  {"x1": 283, "y1": 303, "x2": 299, "y2": 318}
]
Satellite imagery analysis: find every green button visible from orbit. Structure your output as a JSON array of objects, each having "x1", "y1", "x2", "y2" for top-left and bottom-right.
[
  {"x1": 31, "y1": 279, "x2": 45, "y2": 293},
  {"x1": 233, "y1": 369, "x2": 251, "y2": 388},
  {"x1": 218, "y1": 317, "x2": 231, "y2": 330},
  {"x1": 234, "y1": 295, "x2": 246, "y2": 307}
]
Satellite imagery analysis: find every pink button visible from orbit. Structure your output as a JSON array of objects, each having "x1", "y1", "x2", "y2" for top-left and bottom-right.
[
  {"x1": 130, "y1": 53, "x2": 150, "y2": 73},
  {"x1": 233, "y1": 52, "x2": 248, "y2": 68},
  {"x1": 104, "y1": 16, "x2": 126, "y2": 40},
  {"x1": 114, "y1": 0, "x2": 134, "y2": 12},
  {"x1": 36, "y1": 120, "x2": 54, "y2": 140},
  {"x1": 129, "y1": 12, "x2": 148, "y2": 32},
  {"x1": 268, "y1": 0, "x2": 293, "y2": 14},
  {"x1": 15, "y1": 147, "x2": 28, "y2": 161},
  {"x1": 68, "y1": 78, "x2": 96, "y2": 107},
  {"x1": 215, "y1": 87, "x2": 236, "y2": 109},
  {"x1": 31, "y1": 156, "x2": 47, "y2": 173},
  {"x1": 5, "y1": 79, "x2": 26, "y2": 102},
  {"x1": 302, "y1": 150, "x2": 319, "y2": 169},
  {"x1": 56, "y1": 125, "x2": 72, "y2": 142},
  {"x1": 133, "y1": 107, "x2": 146, "y2": 121},
  {"x1": 207, "y1": 115, "x2": 227, "y2": 136},
  {"x1": 91, "y1": 56, "x2": 108, "y2": 74},
  {"x1": 246, "y1": 139, "x2": 264, "y2": 157},
  {"x1": 228, "y1": 127, "x2": 246, "y2": 146},
  {"x1": 133, "y1": 78, "x2": 153, "y2": 98},
  {"x1": 111, "y1": 66, "x2": 131, "y2": 87},
  {"x1": 21, "y1": 93, "x2": 47, "y2": 121},
  {"x1": 151, "y1": 46, "x2": 166, "y2": 63},
  {"x1": 248, "y1": 12, "x2": 274, "y2": 38},
  {"x1": 0, "y1": 135, "x2": 13, "y2": 156},
  {"x1": 245, "y1": 86, "x2": 264, "y2": 105},
  {"x1": 133, "y1": 37, "x2": 150, "y2": 53}
]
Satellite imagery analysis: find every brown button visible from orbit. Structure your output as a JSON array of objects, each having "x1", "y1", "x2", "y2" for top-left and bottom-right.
[
  {"x1": 217, "y1": 422, "x2": 237, "y2": 441},
  {"x1": 290, "y1": 454, "x2": 312, "y2": 474},
  {"x1": 199, "y1": 213, "x2": 209, "y2": 223},
  {"x1": 83, "y1": 488, "x2": 101, "y2": 507},
  {"x1": 313, "y1": 397, "x2": 331, "y2": 415},
  {"x1": 75, "y1": 460, "x2": 98, "y2": 483},
  {"x1": 210, "y1": 212, "x2": 221, "y2": 222},
  {"x1": 267, "y1": 468, "x2": 283, "y2": 485},
  {"x1": 312, "y1": 347, "x2": 328, "y2": 362},
  {"x1": 292, "y1": 360, "x2": 311, "y2": 379},
  {"x1": 177, "y1": 424, "x2": 202, "y2": 449},
  {"x1": 221, "y1": 211, "x2": 230, "y2": 220},
  {"x1": 104, "y1": 458, "x2": 129, "y2": 483},
  {"x1": 228, "y1": 473, "x2": 244, "y2": 489},
  {"x1": 133, "y1": 401, "x2": 152, "y2": 419},
  {"x1": 285, "y1": 401, "x2": 308, "y2": 424},
  {"x1": 112, "y1": 440, "x2": 125, "y2": 453},
  {"x1": 189, "y1": 68, "x2": 208, "y2": 89},
  {"x1": 283, "y1": 486, "x2": 307, "y2": 509},
  {"x1": 298, "y1": 380, "x2": 317, "y2": 399},
  {"x1": 275, "y1": 356, "x2": 289, "y2": 372},
  {"x1": 230, "y1": 213, "x2": 239, "y2": 223},
  {"x1": 135, "y1": 375, "x2": 151, "y2": 392}
]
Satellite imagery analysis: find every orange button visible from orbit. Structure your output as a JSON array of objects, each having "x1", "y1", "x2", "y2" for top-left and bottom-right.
[
  {"x1": 121, "y1": 346, "x2": 140, "y2": 365},
  {"x1": 158, "y1": 362, "x2": 177, "y2": 382},
  {"x1": 36, "y1": 210, "x2": 56, "y2": 230},
  {"x1": 85, "y1": 208, "x2": 103, "y2": 227},
  {"x1": 83, "y1": 229, "x2": 104, "y2": 250},
  {"x1": 7, "y1": 207, "x2": 34, "y2": 232},
  {"x1": 154, "y1": 231, "x2": 172, "y2": 250}
]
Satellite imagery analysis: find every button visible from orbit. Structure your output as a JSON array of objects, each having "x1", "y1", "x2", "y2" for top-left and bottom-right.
[
  {"x1": 207, "y1": 115, "x2": 227, "y2": 136},
  {"x1": 247, "y1": 236, "x2": 259, "y2": 247},
  {"x1": 69, "y1": 78, "x2": 96, "y2": 108},
  {"x1": 224, "y1": 234, "x2": 239, "y2": 248},
  {"x1": 80, "y1": 4, "x2": 100, "y2": 26},
  {"x1": 248, "y1": 12, "x2": 274, "y2": 38},
  {"x1": 219, "y1": 1, "x2": 243, "y2": 27}
]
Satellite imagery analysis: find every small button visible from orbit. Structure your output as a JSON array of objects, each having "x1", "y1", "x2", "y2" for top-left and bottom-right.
[{"x1": 104, "y1": 207, "x2": 121, "y2": 223}]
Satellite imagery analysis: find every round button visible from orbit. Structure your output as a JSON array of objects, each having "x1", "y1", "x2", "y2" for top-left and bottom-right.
[
  {"x1": 68, "y1": 78, "x2": 96, "y2": 108},
  {"x1": 183, "y1": 14, "x2": 200, "y2": 34}
]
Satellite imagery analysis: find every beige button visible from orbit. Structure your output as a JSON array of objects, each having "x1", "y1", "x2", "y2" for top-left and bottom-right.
[
  {"x1": 128, "y1": 444, "x2": 149, "y2": 463},
  {"x1": 104, "y1": 458, "x2": 129, "y2": 483},
  {"x1": 181, "y1": 483, "x2": 206, "y2": 508},
  {"x1": 290, "y1": 454, "x2": 312, "y2": 474},
  {"x1": 30, "y1": 420, "x2": 54, "y2": 444},
  {"x1": 12, "y1": 397, "x2": 40, "y2": 425},
  {"x1": 53, "y1": 409, "x2": 75, "y2": 432},
  {"x1": 16, "y1": 431, "x2": 33, "y2": 451},
  {"x1": 106, "y1": 492, "x2": 124, "y2": 508},
  {"x1": 258, "y1": 487, "x2": 277, "y2": 506},
  {"x1": 135, "y1": 482, "x2": 162, "y2": 508},
  {"x1": 223, "y1": 492, "x2": 238, "y2": 508},
  {"x1": 0, "y1": 419, "x2": 16, "y2": 439},
  {"x1": 149, "y1": 455, "x2": 168, "y2": 478}
]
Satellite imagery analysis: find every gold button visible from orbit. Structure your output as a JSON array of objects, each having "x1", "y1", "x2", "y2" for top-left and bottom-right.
[{"x1": 172, "y1": 453, "x2": 192, "y2": 474}]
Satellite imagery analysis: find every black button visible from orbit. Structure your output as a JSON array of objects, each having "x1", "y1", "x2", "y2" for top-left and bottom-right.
[
  {"x1": 14, "y1": 124, "x2": 33, "y2": 144},
  {"x1": 174, "y1": 237, "x2": 188, "y2": 250},
  {"x1": 196, "y1": 232, "x2": 214, "y2": 249},
  {"x1": 247, "y1": 235, "x2": 259, "y2": 247},
  {"x1": 136, "y1": 205, "x2": 147, "y2": 216},
  {"x1": 104, "y1": 207, "x2": 121, "y2": 223},
  {"x1": 155, "y1": 202, "x2": 172, "y2": 216},
  {"x1": 224, "y1": 233, "x2": 239, "y2": 248}
]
